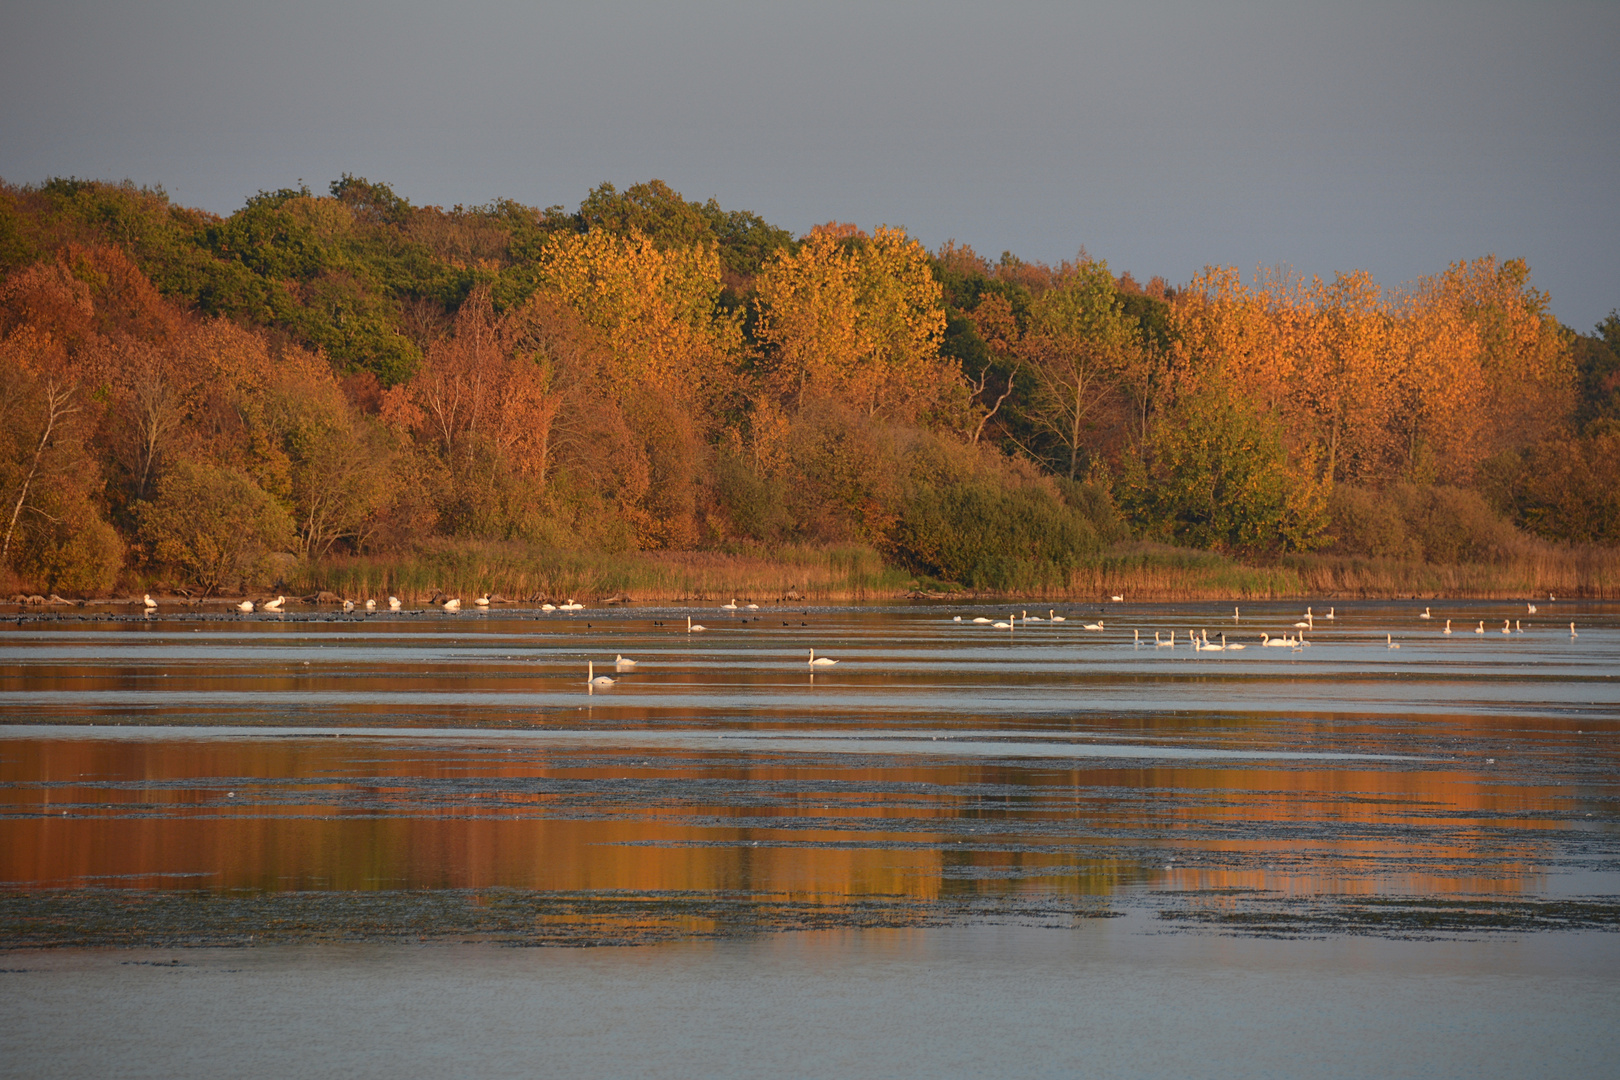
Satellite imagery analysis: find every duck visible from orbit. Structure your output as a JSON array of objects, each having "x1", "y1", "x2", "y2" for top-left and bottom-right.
[
  {"x1": 1049, "y1": 610, "x2": 1065, "y2": 622},
  {"x1": 388, "y1": 596, "x2": 402, "y2": 611},
  {"x1": 614, "y1": 655, "x2": 637, "y2": 671},
  {"x1": 687, "y1": 616, "x2": 705, "y2": 633},
  {"x1": 262, "y1": 596, "x2": 285, "y2": 612},
  {"x1": 809, "y1": 649, "x2": 838, "y2": 667},
  {"x1": 1387, "y1": 634, "x2": 1400, "y2": 650},
  {"x1": 1082, "y1": 620, "x2": 1104, "y2": 631},
  {"x1": 236, "y1": 601, "x2": 254, "y2": 613},
  {"x1": 443, "y1": 598, "x2": 461, "y2": 612},
  {"x1": 586, "y1": 661, "x2": 615, "y2": 687},
  {"x1": 1419, "y1": 607, "x2": 1432, "y2": 620}
]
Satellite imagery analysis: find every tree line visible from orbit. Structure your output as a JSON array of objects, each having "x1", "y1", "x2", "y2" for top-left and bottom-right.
[{"x1": 0, "y1": 174, "x2": 1615, "y2": 595}]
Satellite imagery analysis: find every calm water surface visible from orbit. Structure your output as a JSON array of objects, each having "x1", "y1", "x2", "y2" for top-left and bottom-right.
[{"x1": 3, "y1": 600, "x2": 1618, "y2": 1076}]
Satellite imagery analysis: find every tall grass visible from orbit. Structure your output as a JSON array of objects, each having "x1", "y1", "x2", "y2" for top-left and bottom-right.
[
  {"x1": 284, "y1": 538, "x2": 1620, "y2": 604},
  {"x1": 288, "y1": 540, "x2": 912, "y2": 603}
]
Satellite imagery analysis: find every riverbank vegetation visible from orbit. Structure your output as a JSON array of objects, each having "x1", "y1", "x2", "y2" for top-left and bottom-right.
[{"x1": 1, "y1": 175, "x2": 1616, "y2": 600}]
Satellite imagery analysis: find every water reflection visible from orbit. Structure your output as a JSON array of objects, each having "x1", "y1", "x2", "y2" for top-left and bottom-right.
[{"x1": 1, "y1": 602, "x2": 1616, "y2": 935}]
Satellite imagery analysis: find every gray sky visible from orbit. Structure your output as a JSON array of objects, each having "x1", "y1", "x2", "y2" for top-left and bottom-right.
[{"x1": 3, "y1": 1, "x2": 1617, "y2": 329}]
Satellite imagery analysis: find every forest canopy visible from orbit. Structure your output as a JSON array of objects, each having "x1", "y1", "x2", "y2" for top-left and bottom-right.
[{"x1": 0, "y1": 174, "x2": 1614, "y2": 595}]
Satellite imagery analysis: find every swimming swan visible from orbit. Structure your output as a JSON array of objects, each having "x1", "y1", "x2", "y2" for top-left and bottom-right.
[
  {"x1": 809, "y1": 649, "x2": 838, "y2": 666},
  {"x1": 614, "y1": 655, "x2": 637, "y2": 671},
  {"x1": 687, "y1": 616, "x2": 705, "y2": 633},
  {"x1": 586, "y1": 661, "x2": 615, "y2": 687},
  {"x1": 236, "y1": 601, "x2": 254, "y2": 613}
]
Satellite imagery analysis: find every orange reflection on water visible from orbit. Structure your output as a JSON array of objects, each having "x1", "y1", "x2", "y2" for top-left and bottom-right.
[{"x1": 0, "y1": 735, "x2": 1575, "y2": 902}]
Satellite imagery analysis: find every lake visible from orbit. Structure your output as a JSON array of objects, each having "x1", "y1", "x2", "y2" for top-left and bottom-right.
[{"x1": 3, "y1": 599, "x2": 1617, "y2": 1077}]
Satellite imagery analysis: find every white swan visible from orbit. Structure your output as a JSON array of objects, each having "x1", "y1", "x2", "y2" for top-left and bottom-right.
[
  {"x1": 1261, "y1": 632, "x2": 1292, "y2": 647},
  {"x1": 721, "y1": 599, "x2": 739, "y2": 610},
  {"x1": 1443, "y1": 619, "x2": 1452, "y2": 634},
  {"x1": 561, "y1": 599, "x2": 584, "y2": 611},
  {"x1": 1501, "y1": 620, "x2": 1511, "y2": 635},
  {"x1": 1515, "y1": 620, "x2": 1523, "y2": 633},
  {"x1": 1201, "y1": 631, "x2": 1225, "y2": 652},
  {"x1": 1419, "y1": 607, "x2": 1432, "y2": 620},
  {"x1": 614, "y1": 655, "x2": 637, "y2": 671},
  {"x1": 586, "y1": 661, "x2": 615, "y2": 687},
  {"x1": 809, "y1": 649, "x2": 838, "y2": 667},
  {"x1": 1474, "y1": 620, "x2": 1485, "y2": 634},
  {"x1": 953, "y1": 615, "x2": 962, "y2": 622},
  {"x1": 1109, "y1": 594, "x2": 1124, "y2": 603},
  {"x1": 971, "y1": 617, "x2": 993, "y2": 624},
  {"x1": 474, "y1": 595, "x2": 490, "y2": 608},
  {"x1": 687, "y1": 616, "x2": 705, "y2": 633},
  {"x1": 993, "y1": 617, "x2": 1014, "y2": 629},
  {"x1": 365, "y1": 599, "x2": 376, "y2": 611},
  {"x1": 1234, "y1": 607, "x2": 1240, "y2": 621},
  {"x1": 143, "y1": 594, "x2": 157, "y2": 610},
  {"x1": 1570, "y1": 622, "x2": 1578, "y2": 638},
  {"x1": 1527, "y1": 603, "x2": 1537, "y2": 614},
  {"x1": 541, "y1": 603, "x2": 556, "y2": 612},
  {"x1": 1155, "y1": 630, "x2": 1173, "y2": 648},
  {"x1": 1023, "y1": 610, "x2": 1043, "y2": 622},
  {"x1": 388, "y1": 596, "x2": 402, "y2": 611},
  {"x1": 342, "y1": 599, "x2": 355, "y2": 613},
  {"x1": 1324, "y1": 608, "x2": 1335, "y2": 620},
  {"x1": 1082, "y1": 620, "x2": 1104, "y2": 631},
  {"x1": 1224, "y1": 633, "x2": 1244, "y2": 651},
  {"x1": 746, "y1": 603, "x2": 759, "y2": 610},
  {"x1": 1049, "y1": 610, "x2": 1065, "y2": 622},
  {"x1": 442, "y1": 597, "x2": 460, "y2": 612},
  {"x1": 1387, "y1": 634, "x2": 1400, "y2": 650},
  {"x1": 263, "y1": 596, "x2": 284, "y2": 612},
  {"x1": 1134, "y1": 629, "x2": 1141, "y2": 647},
  {"x1": 236, "y1": 601, "x2": 254, "y2": 613}
]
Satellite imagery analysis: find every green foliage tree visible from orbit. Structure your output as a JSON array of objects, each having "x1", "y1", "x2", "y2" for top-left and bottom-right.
[{"x1": 1120, "y1": 386, "x2": 1328, "y2": 555}]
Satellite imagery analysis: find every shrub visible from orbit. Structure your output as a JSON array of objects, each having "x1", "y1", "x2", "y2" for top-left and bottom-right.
[
  {"x1": 887, "y1": 481, "x2": 1100, "y2": 590},
  {"x1": 136, "y1": 460, "x2": 293, "y2": 594}
]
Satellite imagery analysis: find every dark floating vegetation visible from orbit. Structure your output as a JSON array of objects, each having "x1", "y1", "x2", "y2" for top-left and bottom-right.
[
  {"x1": 0, "y1": 888, "x2": 1124, "y2": 950},
  {"x1": 1153, "y1": 891, "x2": 1620, "y2": 940},
  {"x1": 7, "y1": 888, "x2": 1618, "y2": 949}
]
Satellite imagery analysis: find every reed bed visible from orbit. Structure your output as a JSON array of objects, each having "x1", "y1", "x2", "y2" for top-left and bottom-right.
[
  {"x1": 281, "y1": 539, "x2": 1620, "y2": 604},
  {"x1": 287, "y1": 541, "x2": 911, "y2": 604}
]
